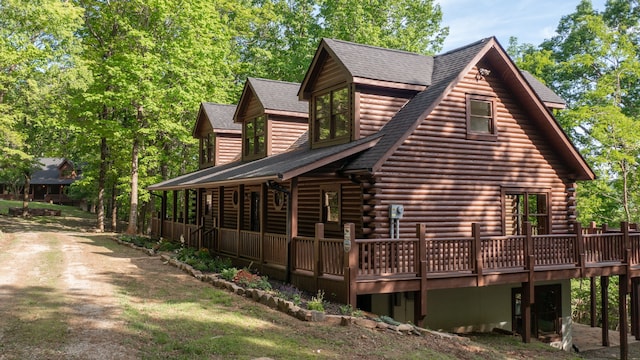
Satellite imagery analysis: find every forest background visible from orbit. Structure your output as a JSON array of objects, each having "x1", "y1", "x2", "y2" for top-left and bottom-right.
[{"x1": 1, "y1": 0, "x2": 639, "y2": 328}]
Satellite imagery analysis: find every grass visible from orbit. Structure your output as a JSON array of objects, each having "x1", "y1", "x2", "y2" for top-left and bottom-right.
[{"x1": 0, "y1": 199, "x2": 93, "y2": 218}]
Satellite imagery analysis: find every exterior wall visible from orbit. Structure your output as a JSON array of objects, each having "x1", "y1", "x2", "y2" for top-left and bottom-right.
[
  {"x1": 266, "y1": 187, "x2": 288, "y2": 235},
  {"x1": 297, "y1": 177, "x2": 363, "y2": 238},
  {"x1": 269, "y1": 115, "x2": 307, "y2": 155},
  {"x1": 373, "y1": 64, "x2": 573, "y2": 239},
  {"x1": 314, "y1": 55, "x2": 346, "y2": 93},
  {"x1": 221, "y1": 186, "x2": 238, "y2": 229},
  {"x1": 423, "y1": 279, "x2": 571, "y2": 351},
  {"x1": 216, "y1": 133, "x2": 241, "y2": 165},
  {"x1": 357, "y1": 87, "x2": 414, "y2": 138}
]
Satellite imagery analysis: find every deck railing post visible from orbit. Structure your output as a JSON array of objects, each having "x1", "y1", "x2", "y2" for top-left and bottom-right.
[
  {"x1": 314, "y1": 223, "x2": 324, "y2": 291},
  {"x1": 472, "y1": 223, "x2": 483, "y2": 286},
  {"x1": 622, "y1": 221, "x2": 630, "y2": 263},
  {"x1": 576, "y1": 222, "x2": 585, "y2": 276},
  {"x1": 524, "y1": 222, "x2": 533, "y2": 268},
  {"x1": 416, "y1": 224, "x2": 427, "y2": 324},
  {"x1": 343, "y1": 223, "x2": 357, "y2": 307}
]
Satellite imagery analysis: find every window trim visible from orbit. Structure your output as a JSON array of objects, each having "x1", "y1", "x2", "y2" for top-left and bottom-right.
[
  {"x1": 312, "y1": 85, "x2": 351, "y2": 147},
  {"x1": 243, "y1": 115, "x2": 266, "y2": 160},
  {"x1": 466, "y1": 93, "x2": 497, "y2": 141},
  {"x1": 501, "y1": 187, "x2": 551, "y2": 235}
]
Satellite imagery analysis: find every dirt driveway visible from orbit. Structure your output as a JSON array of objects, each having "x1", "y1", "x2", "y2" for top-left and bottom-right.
[{"x1": 0, "y1": 215, "x2": 180, "y2": 359}]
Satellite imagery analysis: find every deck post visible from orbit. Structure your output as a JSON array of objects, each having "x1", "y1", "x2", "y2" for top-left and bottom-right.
[
  {"x1": 415, "y1": 223, "x2": 427, "y2": 326},
  {"x1": 343, "y1": 223, "x2": 357, "y2": 308},
  {"x1": 622, "y1": 221, "x2": 630, "y2": 263},
  {"x1": 575, "y1": 222, "x2": 585, "y2": 276},
  {"x1": 633, "y1": 278, "x2": 640, "y2": 340},
  {"x1": 314, "y1": 223, "x2": 324, "y2": 291},
  {"x1": 160, "y1": 191, "x2": 167, "y2": 238},
  {"x1": 590, "y1": 277, "x2": 597, "y2": 327},
  {"x1": 237, "y1": 185, "x2": 244, "y2": 257},
  {"x1": 602, "y1": 276, "x2": 610, "y2": 346},
  {"x1": 521, "y1": 279, "x2": 534, "y2": 343},
  {"x1": 620, "y1": 274, "x2": 629, "y2": 360},
  {"x1": 472, "y1": 223, "x2": 482, "y2": 286}
]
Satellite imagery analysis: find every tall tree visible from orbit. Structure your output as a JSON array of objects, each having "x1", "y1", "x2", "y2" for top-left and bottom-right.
[
  {"x1": 514, "y1": 0, "x2": 640, "y2": 224},
  {"x1": 0, "y1": 0, "x2": 84, "y2": 214}
]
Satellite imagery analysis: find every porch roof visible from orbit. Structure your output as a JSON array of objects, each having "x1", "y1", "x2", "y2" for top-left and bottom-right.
[{"x1": 148, "y1": 133, "x2": 381, "y2": 191}]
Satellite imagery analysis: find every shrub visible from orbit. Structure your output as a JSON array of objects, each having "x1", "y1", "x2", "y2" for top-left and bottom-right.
[
  {"x1": 339, "y1": 304, "x2": 363, "y2": 317},
  {"x1": 220, "y1": 267, "x2": 239, "y2": 282},
  {"x1": 232, "y1": 269, "x2": 272, "y2": 291},
  {"x1": 275, "y1": 284, "x2": 303, "y2": 306},
  {"x1": 307, "y1": 290, "x2": 325, "y2": 312}
]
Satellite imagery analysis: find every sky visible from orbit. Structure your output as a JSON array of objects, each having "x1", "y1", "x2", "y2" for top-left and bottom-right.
[{"x1": 437, "y1": 0, "x2": 608, "y2": 52}]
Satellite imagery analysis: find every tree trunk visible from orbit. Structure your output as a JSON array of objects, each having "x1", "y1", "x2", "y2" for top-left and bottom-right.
[
  {"x1": 111, "y1": 182, "x2": 117, "y2": 232},
  {"x1": 22, "y1": 173, "x2": 30, "y2": 217},
  {"x1": 125, "y1": 135, "x2": 140, "y2": 234},
  {"x1": 96, "y1": 137, "x2": 107, "y2": 232}
]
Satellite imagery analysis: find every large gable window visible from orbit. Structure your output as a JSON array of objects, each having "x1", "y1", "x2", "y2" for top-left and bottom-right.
[
  {"x1": 504, "y1": 188, "x2": 550, "y2": 235},
  {"x1": 466, "y1": 94, "x2": 497, "y2": 140},
  {"x1": 313, "y1": 87, "x2": 350, "y2": 145},
  {"x1": 243, "y1": 115, "x2": 265, "y2": 159}
]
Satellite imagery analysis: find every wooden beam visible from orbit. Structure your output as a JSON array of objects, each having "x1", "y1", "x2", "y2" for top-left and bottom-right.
[
  {"x1": 602, "y1": 276, "x2": 610, "y2": 346},
  {"x1": 634, "y1": 278, "x2": 640, "y2": 340},
  {"x1": 590, "y1": 277, "x2": 597, "y2": 327},
  {"x1": 620, "y1": 274, "x2": 628, "y2": 360},
  {"x1": 415, "y1": 223, "x2": 427, "y2": 326},
  {"x1": 521, "y1": 281, "x2": 534, "y2": 343}
]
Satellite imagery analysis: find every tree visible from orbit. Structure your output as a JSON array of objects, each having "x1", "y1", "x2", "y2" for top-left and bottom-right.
[
  {"x1": 514, "y1": 0, "x2": 640, "y2": 224},
  {"x1": 0, "y1": 0, "x2": 84, "y2": 214}
]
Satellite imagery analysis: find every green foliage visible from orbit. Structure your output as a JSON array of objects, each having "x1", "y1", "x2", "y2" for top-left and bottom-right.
[
  {"x1": 307, "y1": 290, "x2": 325, "y2": 312},
  {"x1": 339, "y1": 304, "x2": 363, "y2": 317},
  {"x1": 572, "y1": 277, "x2": 621, "y2": 330},
  {"x1": 220, "y1": 267, "x2": 238, "y2": 282},
  {"x1": 275, "y1": 284, "x2": 303, "y2": 306}
]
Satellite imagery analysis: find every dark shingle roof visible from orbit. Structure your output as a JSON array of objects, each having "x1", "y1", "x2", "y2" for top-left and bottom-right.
[
  {"x1": 323, "y1": 38, "x2": 434, "y2": 86},
  {"x1": 31, "y1": 158, "x2": 77, "y2": 185},
  {"x1": 344, "y1": 38, "x2": 491, "y2": 171},
  {"x1": 201, "y1": 103, "x2": 241, "y2": 130},
  {"x1": 520, "y1": 71, "x2": 566, "y2": 106},
  {"x1": 148, "y1": 134, "x2": 381, "y2": 191},
  {"x1": 248, "y1": 78, "x2": 308, "y2": 114}
]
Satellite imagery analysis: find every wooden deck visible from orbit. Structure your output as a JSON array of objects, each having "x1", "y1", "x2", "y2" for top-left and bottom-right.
[{"x1": 151, "y1": 218, "x2": 640, "y2": 304}]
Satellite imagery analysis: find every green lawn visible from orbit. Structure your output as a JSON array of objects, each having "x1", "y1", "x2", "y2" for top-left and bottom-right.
[{"x1": 0, "y1": 199, "x2": 92, "y2": 218}]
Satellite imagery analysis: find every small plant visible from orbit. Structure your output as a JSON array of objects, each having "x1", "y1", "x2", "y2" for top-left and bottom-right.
[
  {"x1": 339, "y1": 304, "x2": 363, "y2": 317},
  {"x1": 307, "y1": 290, "x2": 325, "y2": 312},
  {"x1": 220, "y1": 267, "x2": 239, "y2": 282},
  {"x1": 232, "y1": 269, "x2": 272, "y2": 291},
  {"x1": 275, "y1": 284, "x2": 303, "y2": 306}
]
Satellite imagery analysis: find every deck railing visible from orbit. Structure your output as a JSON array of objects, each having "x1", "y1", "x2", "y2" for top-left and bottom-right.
[{"x1": 150, "y1": 217, "x2": 640, "y2": 305}]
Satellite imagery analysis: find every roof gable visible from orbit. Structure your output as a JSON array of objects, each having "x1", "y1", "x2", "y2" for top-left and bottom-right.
[
  {"x1": 191, "y1": 103, "x2": 240, "y2": 138},
  {"x1": 344, "y1": 37, "x2": 594, "y2": 181},
  {"x1": 299, "y1": 38, "x2": 433, "y2": 99},
  {"x1": 235, "y1": 77, "x2": 308, "y2": 121}
]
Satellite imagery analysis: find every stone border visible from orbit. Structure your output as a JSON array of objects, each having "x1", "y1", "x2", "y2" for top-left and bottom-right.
[{"x1": 114, "y1": 238, "x2": 469, "y2": 340}]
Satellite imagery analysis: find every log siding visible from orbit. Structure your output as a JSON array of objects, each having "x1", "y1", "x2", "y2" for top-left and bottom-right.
[{"x1": 375, "y1": 65, "x2": 572, "y2": 239}]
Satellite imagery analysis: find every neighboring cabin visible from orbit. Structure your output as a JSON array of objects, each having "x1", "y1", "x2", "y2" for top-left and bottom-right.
[
  {"x1": 0, "y1": 158, "x2": 80, "y2": 205},
  {"x1": 150, "y1": 37, "x2": 639, "y2": 352}
]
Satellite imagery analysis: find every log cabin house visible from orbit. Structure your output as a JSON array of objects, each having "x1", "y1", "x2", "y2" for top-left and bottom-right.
[
  {"x1": 0, "y1": 158, "x2": 80, "y2": 204},
  {"x1": 150, "y1": 37, "x2": 640, "y2": 352}
]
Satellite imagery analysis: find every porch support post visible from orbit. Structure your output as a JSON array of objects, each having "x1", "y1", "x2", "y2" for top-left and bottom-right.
[
  {"x1": 590, "y1": 277, "x2": 597, "y2": 327},
  {"x1": 634, "y1": 278, "x2": 640, "y2": 340},
  {"x1": 172, "y1": 190, "x2": 178, "y2": 241},
  {"x1": 286, "y1": 178, "x2": 298, "y2": 283},
  {"x1": 259, "y1": 183, "x2": 267, "y2": 272},
  {"x1": 521, "y1": 280, "x2": 534, "y2": 343},
  {"x1": 314, "y1": 223, "x2": 324, "y2": 291},
  {"x1": 472, "y1": 223, "x2": 483, "y2": 286},
  {"x1": 414, "y1": 223, "x2": 427, "y2": 327},
  {"x1": 620, "y1": 274, "x2": 629, "y2": 360},
  {"x1": 183, "y1": 189, "x2": 190, "y2": 246},
  {"x1": 237, "y1": 185, "x2": 244, "y2": 257},
  {"x1": 521, "y1": 222, "x2": 534, "y2": 344},
  {"x1": 602, "y1": 276, "x2": 610, "y2": 346},
  {"x1": 160, "y1": 191, "x2": 167, "y2": 238}
]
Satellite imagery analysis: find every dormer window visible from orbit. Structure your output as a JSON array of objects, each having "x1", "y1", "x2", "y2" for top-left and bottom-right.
[
  {"x1": 313, "y1": 87, "x2": 350, "y2": 146},
  {"x1": 201, "y1": 133, "x2": 215, "y2": 164},
  {"x1": 243, "y1": 115, "x2": 266, "y2": 159},
  {"x1": 466, "y1": 94, "x2": 497, "y2": 141}
]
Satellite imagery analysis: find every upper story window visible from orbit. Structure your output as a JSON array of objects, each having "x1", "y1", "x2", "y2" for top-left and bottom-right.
[
  {"x1": 201, "y1": 133, "x2": 215, "y2": 165},
  {"x1": 466, "y1": 94, "x2": 497, "y2": 141},
  {"x1": 504, "y1": 189, "x2": 549, "y2": 236},
  {"x1": 243, "y1": 115, "x2": 266, "y2": 159},
  {"x1": 313, "y1": 87, "x2": 350, "y2": 146}
]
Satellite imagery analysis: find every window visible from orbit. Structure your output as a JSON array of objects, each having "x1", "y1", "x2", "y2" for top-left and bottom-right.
[
  {"x1": 201, "y1": 133, "x2": 215, "y2": 164},
  {"x1": 313, "y1": 87, "x2": 350, "y2": 145},
  {"x1": 504, "y1": 189, "x2": 549, "y2": 235},
  {"x1": 466, "y1": 94, "x2": 497, "y2": 140},
  {"x1": 243, "y1": 115, "x2": 265, "y2": 159},
  {"x1": 321, "y1": 185, "x2": 340, "y2": 226}
]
